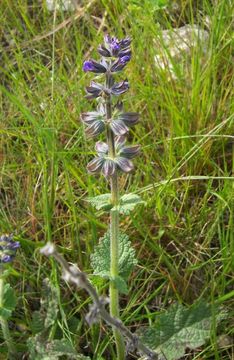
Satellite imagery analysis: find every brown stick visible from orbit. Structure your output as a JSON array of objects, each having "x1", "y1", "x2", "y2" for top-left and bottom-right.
[{"x1": 40, "y1": 243, "x2": 158, "y2": 359}]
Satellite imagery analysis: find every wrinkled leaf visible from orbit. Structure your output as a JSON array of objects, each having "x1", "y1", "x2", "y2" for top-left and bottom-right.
[
  {"x1": 86, "y1": 193, "x2": 145, "y2": 215},
  {"x1": 139, "y1": 302, "x2": 226, "y2": 360},
  {"x1": 90, "y1": 231, "x2": 137, "y2": 293},
  {"x1": 86, "y1": 194, "x2": 113, "y2": 211},
  {"x1": 47, "y1": 338, "x2": 78, "y2": 356},
  {"x1": 40, "y1": 279, "x2": 59, "y2": 328},
  {"x1": 118, "y1": 193, "x2": 145, "y2": 215},
  {"x1": 28, "y1": 336, "x2": 90, "y2": 360},
  {"x1": 0, "y1": 283, "x2": 17, "y2": 319}
]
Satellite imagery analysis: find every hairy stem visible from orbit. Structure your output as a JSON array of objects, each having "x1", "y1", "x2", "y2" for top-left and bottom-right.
[
  {"x1": 0, "y1": 272, "x2": 16, "y2": 360},
  {"x1": 106, "y1": 72, "x2": 125, "y2": 360}
]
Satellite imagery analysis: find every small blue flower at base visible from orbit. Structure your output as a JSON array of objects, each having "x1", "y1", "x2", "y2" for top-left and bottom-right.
[{"x1": 0, "y1": 235, "x2": 20, "y2": 264}]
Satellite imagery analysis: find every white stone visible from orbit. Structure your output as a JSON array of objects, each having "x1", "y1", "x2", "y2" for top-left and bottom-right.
[
  {"x1": 46, "y1": 0, "x2": 78, "y2": 11},
  {"x1": 154, "y1": 25, "x2": 210, "y2": 79}
]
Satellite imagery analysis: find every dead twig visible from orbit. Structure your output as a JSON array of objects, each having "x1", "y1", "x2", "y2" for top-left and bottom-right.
[{"x1": 41, "y1": 243, "x2": 158, "y2": 360}]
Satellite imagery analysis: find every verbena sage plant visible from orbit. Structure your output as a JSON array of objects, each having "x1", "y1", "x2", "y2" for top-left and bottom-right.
[
  {"x1": 42, "y1": 35, "x2": 155, "y2": 360},
  {"x1": 41, "y1": 34, "x2": 224, "y2": 360},
  {"x1": 82, "y1": 35, "x2": 142, "y2": 359}
]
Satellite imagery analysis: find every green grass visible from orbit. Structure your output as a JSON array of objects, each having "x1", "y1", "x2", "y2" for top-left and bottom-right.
[{"x1": 0, "y1": 0, "x2": 233, "y2": 359}]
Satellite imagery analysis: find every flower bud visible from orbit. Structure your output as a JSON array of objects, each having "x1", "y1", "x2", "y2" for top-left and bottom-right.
[
  {"x1": 111, "y1": 80, "x2": 129, "y2": 96},
  {"x1": 111, "y1": 56, "x2": 131, "y2": 72},
  {"x1": 83, "y1": 59, "x2": 107, "y2": 73},
  {"x1": 85, "y1": 81, "x2": 104, "y2": 99},
  {"x1": 97, "y1": 35, "x2": 131, "y2": 59}
]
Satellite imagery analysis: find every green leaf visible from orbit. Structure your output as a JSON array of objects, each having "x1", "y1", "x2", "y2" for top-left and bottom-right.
[
  {"x1": 47, "y1": 338, "x2": 78, "y2": 356},
  {"x1": 28, "y1": 336, "x2": 90, "y2": 360},
  {"x1": 41, "y1": 278, "x2": 59, "y2": 329},
  {"x1": 86, "y1": 193, "x2": 145, "y2": 214},
  {"x1": 118, "y1": 193, "x2": 145, "y2": 215},
  {"x1": 30, "y1": 278, "x2": 59, "y2": 337},
  {"x1": 90, "y1": 231, "x2": 137, "y2": 293},
  {"x1": 86, "y1": 194, "x2": 113, "y2": 211},
  {"x1": 112, "y1": 276, "x2": 128, "y2": 295},
  {"x1": 0, "y1": 283, "x2": 17, "y2": 319},
  {"x1": 138, "y1": 302, "x2": 226, "y2": 360},
  {"x1": 31, "y1": 311, "x2": 45, "y2": 335}
]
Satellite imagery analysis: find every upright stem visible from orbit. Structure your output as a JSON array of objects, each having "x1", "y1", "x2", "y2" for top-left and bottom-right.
[
  {"x1": 0, "y1": 272, "x2": 16, "y2": 360},
  {"x1": 106, "y1": 73, "x2": 125, "y2": 360}
]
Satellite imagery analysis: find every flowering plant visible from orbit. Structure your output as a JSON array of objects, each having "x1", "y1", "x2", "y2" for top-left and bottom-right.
[
  {"x1": 40, "y1": 34, "x2": 224, "y2": 360},
  {"x1": 81, "y1": 34, "x2": 143, "y2": 359}
]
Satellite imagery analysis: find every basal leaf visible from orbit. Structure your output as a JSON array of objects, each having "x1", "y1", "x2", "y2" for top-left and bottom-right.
[
  {"x1": 86, "y1": 194, "x2": 113, "y2": 211},
  {"x1": 28, "y1": 336, "x2": 90, "y2": 360},
  {"x1": 139, "y1": 302, "x2": 226, "y2": 360},
  {"x1": 118, "y1": 193, "x2": 145, "y2": 215},
  {"x1": 47, "y1": 338, "x2": 78, "y2": 356},
  {"x1": 90, "y1": 231, "x2": 137, "y2": 293},
  {"x1": 41, "y1": 278, "x2": 59, "y2": 329},
  {"x1": 0, "y1": 283, "x2": 17, "y2": 320}
]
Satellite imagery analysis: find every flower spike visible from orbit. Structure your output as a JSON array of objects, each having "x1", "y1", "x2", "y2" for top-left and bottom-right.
[
  {"x1": 97, "y1": 35, "x2": 131, "y2": 59},
  {"x1": 82, "y1": 33, "x2": 139, "y2": 179},
  {"x1": 83, "y1": 59, "x2": 107, "y2": 73}
]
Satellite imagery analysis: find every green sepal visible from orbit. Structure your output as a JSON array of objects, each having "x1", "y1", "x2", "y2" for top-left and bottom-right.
[
  {"x1": 0, "y1": 283, "x2": 17, "y2": 320},
  {"x1": 138, "y1": 302, "x2": 227, "y2": 360},
  {"x1": 85, "y1": 194, "x2": 113, "y2": 211}
]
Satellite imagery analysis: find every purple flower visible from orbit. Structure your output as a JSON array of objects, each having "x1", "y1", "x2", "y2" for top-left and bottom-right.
[
  {"x1": 120, "y1": 55, "x2": 131, "y2": 63},
  {"x1": 119, "y1": 37, "x2": 131, "y2": 48},
  {"x1": 83, "y1": 59, "x2": 107, "y2": 73},
  {"x1": 111, "y1": 80, "x2": 129, "y2": 96},
  {"x1": 0, "y1": 234, "x2": 20, "y2": 264},
  {"x1": 110, "y1": 112, "x2": 139, "y2": 136},
  {"x1": 87, "y1": 156, "x2": 116, "y2": 178},
  {"x1": 81, "y1": 104, "x2": 106, "y2": 137},
  {"x1": 81, "y1": 102, "x2": 138, "y2": 137},
  {"x1": 87, "y1": 142, "x2": 116, "y2": 177},
  {"x1": 87, "y1": 138, "x2": 140, "y2": 177},
  {"x1": 111, "y1": 56, "x2": 131, "y2": 72},
  {"x1": 115, "y1": 136, "x2": 141, "y2": 159},
  {"x1": 85, "y1": 81, "x2": 104, "y2": 99},
  {"x1": 2, "y1": 255, "x2": 13, "y2": 263},
  {"x1": 115, "y1": 157, "x2": 134, "y2": 173},
  {"x1": 98, "y1": 35, "x2": 131, "y2": 58}
]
